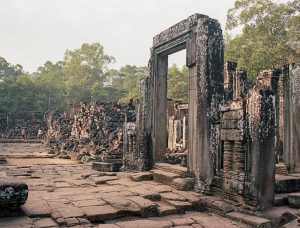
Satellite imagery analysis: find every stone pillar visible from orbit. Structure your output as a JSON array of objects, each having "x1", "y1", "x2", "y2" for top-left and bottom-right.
[
  {"x1": 224, "y1": 62, "x2": 237, "y2": 101},
  {"x1": 189, "y1": 16, "x2": 224, "y2": 193},
  {"x1": 153, "y1": 55, "x2": 168, "y2": 162},
  {"x1": 247, "y1": 85, "x2": 276, "y2": 209},
  {"x1": 233, "y1": 141, "x2": 245, "y2": 173},
  {"x1": 167, "y1": 116, "x2": 175, "y2": 150},
  {"x1": 182, "y1": 115, "x2": 188, "y2": 149},
  {"x1": 283, "y1": 63, "x2": 300, "y2": 173},
  {"x1": 123, "y1": 122, "x2": 137, "y2": 170}
]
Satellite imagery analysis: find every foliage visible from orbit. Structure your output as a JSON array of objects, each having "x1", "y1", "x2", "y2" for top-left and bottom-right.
[
  {"x1": 0, "y1": 42, "x2": 189, "y2": 112},
  {"x1": 167, "y1": 64, "x2": 188, "y2": 101},
  {"x1": 225, "y1": 0, "x2": 300, "y2": 80}
]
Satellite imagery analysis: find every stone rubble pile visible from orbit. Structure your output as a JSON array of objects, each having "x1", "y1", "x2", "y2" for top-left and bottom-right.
[
  {"x1": 46, "y1": 102, "x2": 127, "y2": 163},
  {"x1": 0, "y1": 112, "x2": 47, "y2": 139}
]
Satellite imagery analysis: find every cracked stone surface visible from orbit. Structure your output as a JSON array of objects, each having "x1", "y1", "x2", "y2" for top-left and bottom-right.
[{"x1": 0, "y1": 143, "x2": 250, "y2": 227}]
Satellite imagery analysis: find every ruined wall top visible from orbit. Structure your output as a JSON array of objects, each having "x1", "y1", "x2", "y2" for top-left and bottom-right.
[{"x1": 153, "y1": 14, "x2": 211, "y2": 47}]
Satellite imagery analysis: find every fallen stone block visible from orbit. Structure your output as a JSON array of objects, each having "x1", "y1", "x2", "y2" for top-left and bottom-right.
[
  {"x1": 172, "y1": 178, "x2": 195, "y2": 191},
  {"x1": 92, "y1": 161, "x2": 122, "y2": 172},
  {"x1": 130, "y1": 172, "x2": 153, "y2": 182},
  {"x1": 0, "y1": 179, "x2": 28, "y2": 207}
]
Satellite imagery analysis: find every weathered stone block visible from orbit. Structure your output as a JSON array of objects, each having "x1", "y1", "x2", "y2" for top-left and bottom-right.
[
  {"x1": 116, "y1": 219, "x2": 172, "y2": 228},
  {"x1": 0, "y1": 179, "x2": 28, "y2": 207},
  {"x1": 129, "y1": 196, "x2": 158, "y2": 217},
  {"x1": 226, "y1": 211, "x2": 272, "y2": 228},
  {"x1": 92, "y1": 161, "x2": 122, "y2": 172},
  {"x1": 288, "y1": 193, "x2": 300, "y2": 208},
  {"x1": 92, "y1": 176, "x2": 119, "y2": 184},
  {"x1": 152, "y1": 170, "x2": 181, "y2": 184},
  {"x1": 83, "y1": 205, "x2": 119, "y2": 222},
  {"x1": 220, "y1": 129, "x2": 243, "y2": 141},
  {"x1": 172, "y1": 178, "x2": 195, "y2": 191},
  {"x1": 222, "y1": 110, "x2": 243, "y2": 120},
  {"x1": 130, "y1": 172, "x2": 153, "y2": 182}
]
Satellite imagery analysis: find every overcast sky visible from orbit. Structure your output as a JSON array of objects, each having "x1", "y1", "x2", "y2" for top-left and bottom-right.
[{"x1": 0, "y1": 0, "x2": 235, "y2": 72}]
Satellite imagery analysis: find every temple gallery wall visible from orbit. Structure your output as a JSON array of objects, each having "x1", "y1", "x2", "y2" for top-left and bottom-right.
[{"x1": 122, "y1": 14, "x2": 300, "y2": 211}]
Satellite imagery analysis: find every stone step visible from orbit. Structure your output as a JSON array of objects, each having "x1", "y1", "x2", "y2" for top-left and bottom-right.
[
  {"x1": 276, "y1": 164, "x2": 289, "y2": 175},
  {"x1": 226, "y1": 211, "x2": 272, "y2": 228},
  {"x1": 92, "y1": 161, "x2": 122, "y2": 172},
  {"x1": 153, "y1": 163, "x2": 187, "y2": 176},
  {"x1": 274, "y1": 193, "x2": 289, "y2": 207},
  {"x1": 275, "y1": 175, "x2": 300, "y2": 193},
  {"x1": 152, "y1": 169, "x2": 181, "y2": 185},
  {"x1": 287, "y1": 192, "x2": 300, "y2": 208}
]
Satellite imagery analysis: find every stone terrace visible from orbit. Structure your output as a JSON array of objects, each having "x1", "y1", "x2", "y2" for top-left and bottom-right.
[{"x1": 0, "y1": 143, "x2": 263, "y2": 228}]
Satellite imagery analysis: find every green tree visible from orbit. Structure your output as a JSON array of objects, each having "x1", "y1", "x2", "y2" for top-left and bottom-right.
[
  {"x1": 167, "y1": 64, "x2": 188, "y2": 101},
  {"x1": 225, "y1": 0, "x2": 300, "y2": 80},
  {"x1": 118, "y1": 65, "x2": 148, "y2": 102},
  {"x1": 63, "y1": 43, "x2": 115, "y2": 104}
]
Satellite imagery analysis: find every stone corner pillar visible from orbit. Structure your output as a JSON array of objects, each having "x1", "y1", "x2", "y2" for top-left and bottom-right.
[{"x1": 247, "y1": 85, "x2": 276, "y2": 210}]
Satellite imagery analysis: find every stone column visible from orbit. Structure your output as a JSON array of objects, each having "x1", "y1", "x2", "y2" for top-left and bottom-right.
[
  {"x1": 247, "y1": 85, "x2": 276, "y2": 209},
  {"x1": 224, "y1": 62, "x2": 237, "y2": 101},
  {"x1": 283, "y1": 63, "x2": 300, "y2": 173}
]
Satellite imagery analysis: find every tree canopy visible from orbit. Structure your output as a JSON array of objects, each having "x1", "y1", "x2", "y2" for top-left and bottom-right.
[{"x1": 225, "y1": 0, "x2": 300, "y2": 80}]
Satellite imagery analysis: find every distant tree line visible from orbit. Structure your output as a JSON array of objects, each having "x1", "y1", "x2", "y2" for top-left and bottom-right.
[
  {"x1": 0, "y1": 43, "x2": 188, "y2": 112},
  {"x1": 1, "y1": 0, "x2": 298, "y2": 112}
]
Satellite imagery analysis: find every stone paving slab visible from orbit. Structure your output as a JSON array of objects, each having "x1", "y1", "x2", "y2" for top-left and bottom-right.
[{"x1": 0, "y1": 143, "x2": 274, "y2": 227}]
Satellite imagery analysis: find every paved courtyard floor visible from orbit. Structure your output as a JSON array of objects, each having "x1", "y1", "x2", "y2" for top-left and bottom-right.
[{"x1": 0, "y1": 143, "x2": 250, "y2": 227}]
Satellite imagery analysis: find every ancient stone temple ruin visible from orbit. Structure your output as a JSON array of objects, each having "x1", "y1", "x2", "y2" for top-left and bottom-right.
[{"x1": 123, "y1": 13, "x2": 300, "y2": 211}]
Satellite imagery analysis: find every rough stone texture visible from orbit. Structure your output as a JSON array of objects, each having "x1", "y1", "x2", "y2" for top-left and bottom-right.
[
  {"x1": 288, "y1": 193, "x2": 300, "y2": 208},
  {"x1": 172, "y1": 178, "x2": 195, "y2": 191},
  {"x1": 0, "y1": 178, "x2": 28, "y2": 207},
  {"x1": 283, "y1": 63, "x2": 300, "y2": 174},
  {"x1": 134, "y1": 14, "x2": 224, "y2": 195},
  {"x1": 83, "y1": 205, "x2": 119, "y2": 222},
  {"x1": 92, "y1": 161, "x2": 122, "y2": 172},
  {"x1": 46, "y1": 102, "x2": 127, "y2": 164},
  {"x1": 246, "y1": 82, "x2": 276, "y2": 209},
  {"x1": 0, "y1": 111, "x2": 46, "y2": 139},
  {"x1": 227, "y1": 211, "x2": 272, "y2": 228},
  {"x1": 130, "y1": 172, "x2": 153, "y2": 182},
  {"x1": 152, "y1": 170, "x2": 181, "y2": 184}
]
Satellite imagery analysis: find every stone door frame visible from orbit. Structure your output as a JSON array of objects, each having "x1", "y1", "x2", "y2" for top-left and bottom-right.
[{"x1": 148, "y1": 14, "x2": 224, "y2": 187}]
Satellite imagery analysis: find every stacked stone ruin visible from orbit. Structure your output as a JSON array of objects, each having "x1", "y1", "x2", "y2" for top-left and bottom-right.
[
  {"x1": 0, "y1": 111, "x2": 46, "y2": 139},
  {"x1": 46, "y1": 102, "x2": 127, "y2": 163},
  {"x1": 122, "y1": 13, "x2": 300, "y2": 211}
]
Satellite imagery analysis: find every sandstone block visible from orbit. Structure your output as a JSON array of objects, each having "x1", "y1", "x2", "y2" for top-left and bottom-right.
[
  {"x1": 152, "y1": 170, "x2": 180, "y2": 184},
  {"x1": 92, "y1": 161, "x2": 122, "y2": 172},
  {"x1": 83, "y1": 205, "x2": 119, "y2": 222}
]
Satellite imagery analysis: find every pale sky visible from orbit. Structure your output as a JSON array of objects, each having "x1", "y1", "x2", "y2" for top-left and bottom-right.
[{"x1": 0, "y1": 0, "x2": 236, "y2": 72}]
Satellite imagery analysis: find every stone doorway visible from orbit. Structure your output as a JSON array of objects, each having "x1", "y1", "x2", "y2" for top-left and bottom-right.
[{"x1": 146, "y1": 14, "x2": 224, "y2": 186}]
